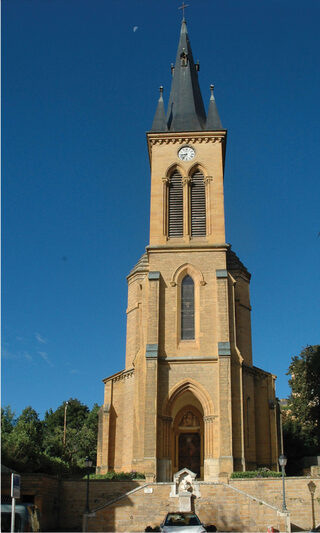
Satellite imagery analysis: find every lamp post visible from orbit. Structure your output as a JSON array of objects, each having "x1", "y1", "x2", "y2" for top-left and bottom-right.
[
  {"x1": 308, "y1": 480, "x2": 316, "y2": 530},
  {"x1": 278, "y1": 399, "x2": 284, "y2": 456},
  {"x1": 85, "y1": 456, "x2": 93, "y2": 514},
  {"x1": 279, "y1": 454, "x2": 287, "y2": 512}
]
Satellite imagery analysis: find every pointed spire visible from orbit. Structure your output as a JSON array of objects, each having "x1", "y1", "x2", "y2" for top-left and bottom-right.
[
  {"x1": 151, "y1": 86, "x2": 168, "y2": 132},
  {"x1": 166, "y1": 19, "x2": 206, "y2": 132},
  {"x1": 206, "y1": 84, "x2": 222, "y2": 130}
]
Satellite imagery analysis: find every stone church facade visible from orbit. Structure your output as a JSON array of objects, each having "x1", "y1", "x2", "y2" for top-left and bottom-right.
[{"x1": 96, "y1": 19, "x2": 279, "y2": 481}]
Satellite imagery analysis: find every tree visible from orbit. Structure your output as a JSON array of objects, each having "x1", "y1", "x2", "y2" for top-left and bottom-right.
[
  {"x1": 43, "y1": 398, "x2": 89, "y2": 434},
  {"x1": 42, "y1": 398, "x2": 98, "y2": 469},
  {"x1": 283, "y1": 345, "x2": 320, "y2": 473},
  {"x1": 75, "y1": 403, "x2": 100, "y2": 463},
  {"x1": 1, "y1": 405, "x2": 15, "y2": 433},
  {"x1": 1, "y1": 406, "x2": 16, "y2": 467},
  {"x1": 2, "y1": 407, "x2": 43, "y2": 472},
  {"x1": 1, "y1": 399, "x2": 99, "y2": 476}
]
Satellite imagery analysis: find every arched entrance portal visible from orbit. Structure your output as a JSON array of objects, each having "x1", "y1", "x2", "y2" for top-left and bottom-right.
[
  {"x1": 160, "y1": 379, "x2": 214, "y2": 481},
  {"x1": 173, "y1": 405, "x2": 204, "y2": 479}
]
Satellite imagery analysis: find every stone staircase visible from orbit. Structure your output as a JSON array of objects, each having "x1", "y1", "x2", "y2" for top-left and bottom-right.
[{"x1": 86, "y1": 481, "x2": 290, "y2": 532}]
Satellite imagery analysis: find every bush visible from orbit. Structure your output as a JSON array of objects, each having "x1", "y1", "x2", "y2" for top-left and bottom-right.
[
  {"x1": 230, "y1": 470, "x2": 282, "y2": 478},
  {"x1": 86, "y1": 471, "x2": 145, "y2": 481},
  {"x1": 40, "y1": 454, "x2": 72, "y2": 476}
]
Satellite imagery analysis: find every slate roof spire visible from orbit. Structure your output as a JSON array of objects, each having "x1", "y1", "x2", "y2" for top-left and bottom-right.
[
  {"x1": 166, "y1": 18, "x2": 206, "y2": 132},
  {"x1": 206, "y1": 84, "x2": 222, "y2": 130},
  {"x1": 150, "y1": 19, "x2": 223, "y2": 132},
  {"x1": 151, "y1": 86, "x2": 168, "y2": 132}
]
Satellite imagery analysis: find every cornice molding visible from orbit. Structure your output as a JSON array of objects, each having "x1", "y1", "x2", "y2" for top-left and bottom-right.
[
  {"x1": 147, "y1": 243, "x2": 229, "y2": 252},
  {"x1": 159, "y1": 356, "x2": 218, "y2": 363},
  {"x1": 148, "y1": 133, "x2": 226, "y2": 147},
  {"x1": 112, "y1": 368, "x2": 134, "y2": 383},
  {"x1": 127, "y1": 271, "x2": 148, "y2": 285},
  {"x1": 242, "y1": 363, "x2": 275, "y2": 380}
]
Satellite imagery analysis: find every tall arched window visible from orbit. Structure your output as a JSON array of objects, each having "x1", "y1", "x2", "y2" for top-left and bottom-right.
[
  {"x1": 191, "y1": 171, "x2": 206, "y2": 237},
  {"x1": 168, "y1": 171, "x2": 183, "y2": 237},
  {"x1": 181, "y1": 275, "x2": 195, "y2": 340}
]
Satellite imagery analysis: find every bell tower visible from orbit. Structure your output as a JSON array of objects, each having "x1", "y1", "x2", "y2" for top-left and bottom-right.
[
  {"x1": 97, "y1": 18, "x2": 279, "y2": 481},
  {"x1": 148, "y1": 19, "x2": 226, "y2": 248}
]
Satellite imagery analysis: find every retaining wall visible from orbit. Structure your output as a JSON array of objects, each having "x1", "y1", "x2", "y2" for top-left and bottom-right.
[{"x1": 2, "y1": 475, "x2": 319, "y2": 531}]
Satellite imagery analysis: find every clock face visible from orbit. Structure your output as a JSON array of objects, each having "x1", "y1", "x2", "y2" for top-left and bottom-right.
[{"x1": 178, "y1": 145, "x2": 195, "y2": 161}]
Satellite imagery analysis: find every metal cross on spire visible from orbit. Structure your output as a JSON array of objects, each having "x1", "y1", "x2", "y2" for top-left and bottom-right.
[{"x1": 178, "y1": 2, "x2": 189, "y2": 20}]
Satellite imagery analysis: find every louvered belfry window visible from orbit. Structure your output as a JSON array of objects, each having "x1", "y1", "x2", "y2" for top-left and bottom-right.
[
  {"x1": 191, "y1": 171, "x2": 206, "y2": 237},
  {"x1": 168, "y1": 171, "x2": 183, "y2": 237},
  {"x1": 181, "y1": 275, "x2": 195, "y2": 340}
]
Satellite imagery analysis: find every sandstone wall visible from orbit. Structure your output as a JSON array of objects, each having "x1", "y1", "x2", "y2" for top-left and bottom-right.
[
  {"x1": 231, "y1": 477, "x2": 320, "y2": 531},
  {"x1": 87, "y1": 477, "x2": 320, "y2": 532},
  {"x1": 2, "y1": 474, "x2": 319, "y2": 532}
]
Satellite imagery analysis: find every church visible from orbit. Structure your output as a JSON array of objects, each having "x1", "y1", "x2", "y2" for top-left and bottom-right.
[{"x1": 96, "y1": 18, "x2": 279, "y2": 482}]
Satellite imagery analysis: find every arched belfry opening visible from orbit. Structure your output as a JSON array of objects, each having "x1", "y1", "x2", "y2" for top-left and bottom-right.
[
  {"x1": 168, "y1": 170, "x2": 183, "y2": 238},
  {"x1": 190, "y1": 170, "x2": 206, "y2": 237}
]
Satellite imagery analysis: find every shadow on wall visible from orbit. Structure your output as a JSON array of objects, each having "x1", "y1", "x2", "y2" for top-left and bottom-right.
[
  {"x1": 108, "y1": 405, "x2": 117, "y2": 469},
  {"x1": 87, "y1": 484, "x2": 139, "y2": 533},
  {"x1": 196, "y1": 502, "x2": 247, "y2": 533},
  {"x1": 291, "y1": 524, "x2": 306, "y2": 532},
  {"x1": 60, "y1": 480, "x2": 144, "y2": 532}
]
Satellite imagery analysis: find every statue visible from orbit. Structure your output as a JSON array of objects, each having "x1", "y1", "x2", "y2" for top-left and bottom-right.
[{"x1": 179, "y1": 474, "x2": 193, "y2": 493}]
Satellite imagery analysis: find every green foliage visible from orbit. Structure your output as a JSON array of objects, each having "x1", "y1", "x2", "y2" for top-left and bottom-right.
[
  {"x1": 1, "y1": 406, "x2": 16, "y2": 467},
  {"x1": 283, "y1": 345, "x2": 320, "y2": 473},
  {"x1": 39, "y1": 454, "x2": 72, "y2": 476},
  {"x1": 1, "y1": 406, "x2": 16, "y2": 433},
  {"x1": 230, "y1": 470, "x2": 282, "y2": 478},
  {"x1": 2, "y1": 407, "x2": 43, "y2": 472},
  {"x1": 44, "y1": 398, "x2": 89, "y2": 433},
  {"x1": 87, "y1": 471, "x2": 145, "y2": 481},
  {"x1": 42, "y1": 399, "x2": 99, "y2": 471},
  {"x1": 1, "y1": 399, "x2": 99, "y2": 477}
]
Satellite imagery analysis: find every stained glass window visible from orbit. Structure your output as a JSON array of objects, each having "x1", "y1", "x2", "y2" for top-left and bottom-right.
[{"x1": 181, "y1": 275, "x2": 195, "y2": 340}]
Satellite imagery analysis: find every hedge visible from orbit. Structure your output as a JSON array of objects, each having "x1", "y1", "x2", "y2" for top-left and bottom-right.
[
  {"x1": 231, "y1": 470, "x2": 282, "y2": 478},
  {"x1": 86, "y1": 471, "x2": 145, "y2": 481}
]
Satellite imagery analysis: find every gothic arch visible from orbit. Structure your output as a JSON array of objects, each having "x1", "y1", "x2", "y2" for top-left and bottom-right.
[
  {"x1": 162, "y1": 378, "x2": 214, "y2": 418},
  {"x1": 188, "y1": 162, "x2": 208, "y2": 178},
  {"x1": 165, "y1": 162, "x2": 185, "y2": 179},
  {"x1": 170, "y1": 263, "x2": 206, "y2": 287}
]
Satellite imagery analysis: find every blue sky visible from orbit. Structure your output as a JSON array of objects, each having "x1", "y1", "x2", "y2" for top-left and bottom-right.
[{"x1": 2, "y1": 0, "x2": 320, "y2": 419}]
